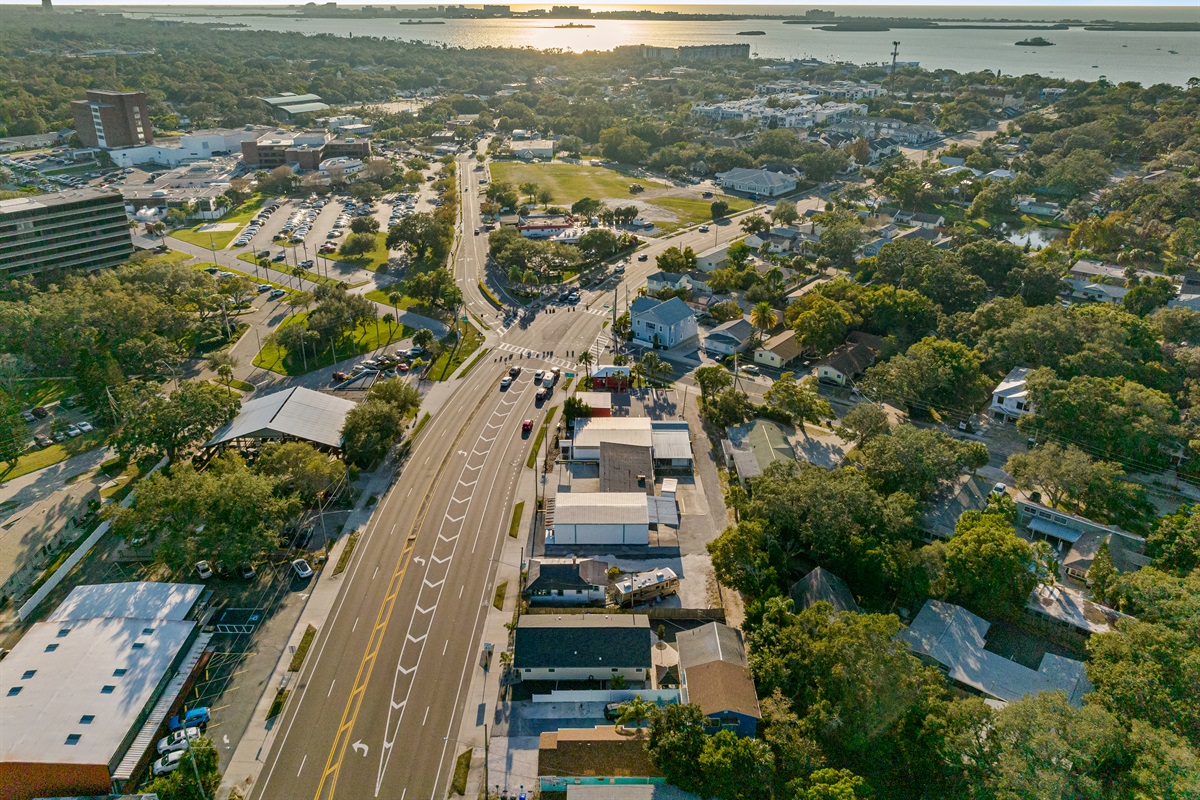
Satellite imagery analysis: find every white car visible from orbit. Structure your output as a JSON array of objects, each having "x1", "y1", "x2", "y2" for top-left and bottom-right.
[
  {"x1": 157, "y1": 727, "x2": 201, "y2": 754},
  {"x1": 292, "y1": 558, "x2": 314, "y2": 579},
  {"x1": 153, "y1": 750, "x2": 186, "y2": 776},
  {"x1": 195, "y1": 560, "x2": 214, "y2": 580},
  {"x1": 77, "y1": 421, "x2": 94, "y2": 433}
]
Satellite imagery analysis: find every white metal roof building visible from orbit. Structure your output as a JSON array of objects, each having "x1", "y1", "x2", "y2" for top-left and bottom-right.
[
  {"x1": 0, "y1": 582, "x2": 207, "y2": 800},
  {"x1": 551, "y1": 492, "x2": 650, "y2": 546},
  {"x1": 205, "y1": 386, "x2": 357, "y2": 452},
  {"x1": 571, "y1": 418, "x2": 653, "y2": 461}
]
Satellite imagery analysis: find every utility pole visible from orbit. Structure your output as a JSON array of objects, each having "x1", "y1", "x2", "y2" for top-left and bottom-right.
[{"x1": 889, "y1": 41, "x2": 901, "y2": 96}]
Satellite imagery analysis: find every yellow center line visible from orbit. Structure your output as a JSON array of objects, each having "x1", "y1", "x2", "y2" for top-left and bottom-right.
[{"x1": 311, "y1": 390, "x2": 494, "y2": 800}]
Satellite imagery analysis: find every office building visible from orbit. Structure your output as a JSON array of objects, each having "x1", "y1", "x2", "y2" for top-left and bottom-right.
[
  {"x1": 0, "y1": 189, "x2": 133, "y2": 278},
  {"x1": 71, "y1": 91, "x2": 153, "y2": 150},
  {"x1": 241, "y1": 129, "x2": 371, "y2": 170}
]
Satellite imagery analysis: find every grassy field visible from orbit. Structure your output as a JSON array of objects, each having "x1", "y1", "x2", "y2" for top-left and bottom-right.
[
  {"x1": 171, "y1": 194, "x2": 267, "y2": 250},
  {"x1": 364, "y1": 287, "x2": 424, "y2": 313},
  {"x1": 334, "y1": 232, "x2": 391, "y2": 273},
  {"x1": 1, "y1": 430, "x2": 106, "y2": 485},
  {"x1": 646, "y1": 194, "x2": 755, "y2": 232},
  {"x1": 252, "y1": 312, "x2": 413, "y2": 376},
  {"x1": 491, "y1": 161, "x2": 668, "y2": 204},
  {"x1": 426, "y1": 321, "x2": 485, "y2": 381}
]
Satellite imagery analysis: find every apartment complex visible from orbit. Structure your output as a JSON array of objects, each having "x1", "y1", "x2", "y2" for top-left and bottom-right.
[
  {"x1": 241, "y1": 129, "x2": 372, "y2": 170},
  {"x1": 70, "y1": 90, "x2": 153, "y2": 150},
  {"x1": 692, "y1": 94, "x2": 865, "y2": 129},
  {"x1": 0, "y1": 189, "x2": 133, "y2": 278}
]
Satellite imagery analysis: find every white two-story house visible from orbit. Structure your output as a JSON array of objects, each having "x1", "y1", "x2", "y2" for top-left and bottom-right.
[{"x1": 990, "y1": 366, "x2": 1032, "y2": 421}]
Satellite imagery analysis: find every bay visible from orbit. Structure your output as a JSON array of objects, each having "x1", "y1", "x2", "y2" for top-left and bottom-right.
[{"x1": 126, "y1": 8, "x2": 1200, "y2": 86}]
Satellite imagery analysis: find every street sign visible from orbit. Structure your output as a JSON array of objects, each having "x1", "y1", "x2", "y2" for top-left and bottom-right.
[
  {"x1": 461, "y1": 315, "x2": 469, "y2": 324},
  {"x1": 565, "y1": 372, "x2": 575, "y2": 379}
]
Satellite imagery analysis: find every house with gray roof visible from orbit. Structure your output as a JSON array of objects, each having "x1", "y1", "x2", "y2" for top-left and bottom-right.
[
  {"x1": 676, "y1": 623, "x2": 761, "y2": 737},
  {"x1": 715, "y1": 167, "x2": 796, "y2": 197},
  {"x1": 704, "y1": 318, "x2": 755, "y2": 357},
  {"x1": 788, "y1": 567, "x2": 859, "y2": 614},
  {"x1": 630, "y1": 296, "x2": 698, "y2": 349},
  {"x1": 724, "y1": 419, "x2": 796, "y2": 486},
  {"x1": 514, "y1": 614, "x2": 653, "y2": 683},
  {"x1": 524, "y1": 558, "x2": 610, "y2": 606}
]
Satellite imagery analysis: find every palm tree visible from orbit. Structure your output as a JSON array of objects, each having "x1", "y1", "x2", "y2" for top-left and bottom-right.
[
  {"x1": 578, "y1": 351, "x2": 593, "y2": 378},
  {"x1": 519, "y1": 181, "x2": 539, "y2": 205},
  {"x1": 750, "y1": 301, "x2": 778, "y2": 343},
  {"x1": 616, "y1": 695, "x2": 651, "y2": 736},
  {"x1": 764, "y1": 266, "x2": 785, "y2": 292},
  {"x1": 206, "y1": 351, "x2": 239, "y2": 387},
  {"x1": 387, "y1": 289, "x2": 403, "y2": 320},
  {"x1": 217, "y1": 363, "x2": 234, "y2": 389},
  {"x1": 382, "y1": 312, "x2": 396, "y2": 344},
  {"x1": 292, "y1": 266, "x2": 306, "y2": 290},
  {"x1": 629, "y1": 360, "x2": 646, "y2": 389}
]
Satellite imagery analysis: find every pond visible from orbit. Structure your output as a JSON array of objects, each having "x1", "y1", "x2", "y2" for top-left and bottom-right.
[{"x1": 1003, "y1": 225, "x2": 1067, "y2": 250}]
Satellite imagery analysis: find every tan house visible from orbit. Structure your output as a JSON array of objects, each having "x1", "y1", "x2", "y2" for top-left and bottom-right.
[{"x1": 753, "y1": 329, "x2": 804, "y2": 369}]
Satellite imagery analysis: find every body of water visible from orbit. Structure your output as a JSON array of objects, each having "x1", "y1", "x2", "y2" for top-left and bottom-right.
[{"x1": 130, "y1": 11, "x2": 1200, "y2": 85}]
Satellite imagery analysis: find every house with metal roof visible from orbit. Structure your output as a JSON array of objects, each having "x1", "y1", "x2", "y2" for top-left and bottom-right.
[
  {"x1": 715, "y1": 167, "x2": 797, "y2": 197},
  {"x1": 525, "y1": 558, "x2": 610, "y2": 606},
  {"x1": 205, "y1": 386, "x2": 357, "y2": 452},
  {"x1": 630, "y1": 296, "x2": 698, "y2": 349},
  {"x1": 0, "y1": 582, "x2": 210, "y2": 800},
  {"x1": 723, "y1": 419, "x2": 796, "y2": 485},
  {"x1": 900, "y1": 600, "x2": 1092, "y2": 707},
  {"x1": 514, "y1": 614, "x2": 653, "y2": 682},
  {"x1": 788, "y1": 567, "x2": 859, "y2": 614},
  {"x1": 675, "y1": 622, "x2": 761, "y2": 737},
  {"x1": 704, "y1": 318, "x2": 755, "y2": 357}
]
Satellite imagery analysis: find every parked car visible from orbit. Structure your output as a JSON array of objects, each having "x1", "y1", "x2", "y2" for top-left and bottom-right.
[
  {"x1": 66, "y1": 425, "x2": 81, "y2": 437},
  {"x1": 34, "y1": 434, "x2": 53, "y2": 448},
  {"x1": 269, "y1": 289, "x2": 287, "y2": 299},
  {"x1": 21, "y1": 410, "x2": 35, "y2": 423},
  {"x1": 31, "y1": 406, "x2": 49, "y2": 418},
  {"x1": 167, "y1": 706, "x2": 210, "y2": 732},
  {"x1": 152, "y1": 750, "x2": 186, "y2": 776},
  {"x1": 239, "y1": 564, "x2": 257, "y2": 580},
  {"x1": 194, "y1": 561, "x2": 214, "y2": 580},
  {"x1": 292, "y1": 558, "x2": 314, "y2": 579},
  {"x1": 77, "y1": 421, "x2": 94, "y2": 433},
  {"x1": 157, "y1": 727, "x2": 201, "y2": 755}
]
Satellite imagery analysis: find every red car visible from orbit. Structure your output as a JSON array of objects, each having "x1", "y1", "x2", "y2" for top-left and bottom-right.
[
  {"x1": 397, "y1": 363, "x2": 410, "y2": 372},
  {"x1": 522, "y1": 419, "x2": 534, "y2": 433},
  {"x1": 332, "y1": 371, "x2": 348, "y2": 382}
]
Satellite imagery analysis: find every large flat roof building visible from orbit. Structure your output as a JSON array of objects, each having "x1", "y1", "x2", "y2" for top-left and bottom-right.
[
  {"x1": 0, "y1": 189, "x2": 133, "y2": 278},
  {"x1": 71, "y1": 90, "x2": 153, "y2": 150},
  {"x1": 206, "y1": 386, "x2": 357, "y2": 452},
  {"x1": 0, "y1": 582, "x2": 208, "y2": 800}
]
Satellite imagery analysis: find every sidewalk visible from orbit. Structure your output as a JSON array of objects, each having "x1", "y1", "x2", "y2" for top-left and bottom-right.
[{"x1": 216, "y1": 464, "x2": 397, "y2": 800}]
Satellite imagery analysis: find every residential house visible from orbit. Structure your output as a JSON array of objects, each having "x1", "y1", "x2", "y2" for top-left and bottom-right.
[
  {"x1": 676, "y1": 623, "x2": 761, "y2": 737},
  {"x1": 1016, "y1": 195, "x2": 1061, "y2": 217},
  {"x1": 685, "y1": 270, "x2": 712, "y2": 293},
  {"x1": 754, "y1": 329, "x2": 804, "y2": 369},
  {"x1": 985, "y1": 168, "x2": 1016, "y2": 181},
  {"x1": 920, "y1": 476, "x2": 992, "y2": 540},
  {"x1": 788, "y1": 567, "x2": 860, "y2": 614},
  {"x1": 989, "y1": 366, "x2": 1032, "y2": 421},
  {"x1": 525, "y1": 558, "x2": 610, "y2": 606},
  {"x1": 939, "y1": 155, "x2": 966, "y2": 167},
  {"x1": 704, "y1": 318, "x2": 756, "y2": 357},
  {"x1": 1015, "y1": 500, "x2": 1144, "y2": 564},
  {"x1": 1061, "y1": 529, "x2": 1150, "y2": 584},
  {"x1": 615, "y1": 567, "x2": 680, "y2": 607},
  {"x1": 714, "y1": 167, "x2": 797, "y2": 198},
  {"x1": 723, "y1": 419, "x2": 796, "y2": 485},
  {"x1": 514, "y1": 613, "x2": 653, "y2": 683},
  {"x1": 1025, "y1": 583, "x2": 1131, "y2": 639},
  {"x1": 813, "y1": 341, "x2": 876, "y2": 387},
  {"x1": 696, "y1": 243, "x2": 730, "y2": 272},
  {"x1": 893, "y1": 210, "x2": 945, "y2": 229},
  {"x1": 900, "y1": 600, "x2": 1092, "y2": 707},
  {"x1": 865, "y1": 137, "x2": 900, "y2": 164},
  {"x1": 630, "y1": 296, "x2": 698, "y2": 349},
  {"x1": 938, "y1": 165, "x2": 983, "y2": 179},
  {"x1": 589, "y1": 365, "x2": 631, "y2": 392},
  {"x1": 646, "y1": 271, "x2": 690, "y2": 295}
]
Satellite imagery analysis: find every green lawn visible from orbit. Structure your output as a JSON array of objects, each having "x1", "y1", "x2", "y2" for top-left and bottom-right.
[
  {"x1": 426, "y1": 321, "x2": 485, "y2": 381},
  {"x1": 333, "y1": 232, "x2": 392, "y2": 273},
  {"x1": 491, "y1": 161, "x2": 667, "y2": 205},
  {"x1": 1, "y1": 430, "x2": 107, "y2": 485},
  {"x1": 170, "y1": 194, "x2": 267, "y2": 250},
  {"x1": 646, "y1": 194, "x2": 755, "y2": 232},
  {"x1": 252, "y1": 312, "x2": 413, "y2": 376},
  {"x1": 11, "y1": 378, "x2": 75, "y2": 407}
]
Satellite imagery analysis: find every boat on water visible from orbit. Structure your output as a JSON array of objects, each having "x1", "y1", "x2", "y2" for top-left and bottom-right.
[
  {"x1": 738, "y1": 30, "x2": 766, "y2": 36},
  {"x1": 1015, "y1": 36, "x2": 1055, "y2": 47},
  {"x1": 553, "y1": 23, "x2": 594, "y2": 29}
]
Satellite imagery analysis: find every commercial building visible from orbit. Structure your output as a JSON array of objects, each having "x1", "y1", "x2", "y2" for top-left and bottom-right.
[
  {"x1": 107, "y1": 125, "x2": 272, "y2": 168},
  {"x1": 0, "y1": 582, "x2": 211, "y2": 800},
  {"x1": 241, "y1": 129, "x2": 371, "y2": 171},
  {"x1": 514, "y1": 613, "x2": 653, "y2": 682},
  {"x1": 676, "y1": 622, "x2": 761, "y2": 737},
  {"x1": 507, "y1": 139, "x2": 555, "y2": 160},
  {"x1": 901, "y1": 600, "x2": 1092, "y2": 707},
  {"x1": 71, "y1": 90, "x2": 153, "y2": 150},
  {"x1": 260, "y1": 92, "x2": 330, "y2": 119},
  {"x1": 551, "y1": 492, "x2": 651, "y2": 546},
  {"x1": 0, "y1": 189, "x2": 133, "y2": 278},
  {"x1": 205, "y1": 386, "x2": 357, "y2": 453},
  {"x1": 714, "y1": 167, "x2": 797, "y2": 198}
]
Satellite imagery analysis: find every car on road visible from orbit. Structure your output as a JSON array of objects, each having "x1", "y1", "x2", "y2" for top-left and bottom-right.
[
  {"x1": 194, "y1": 561, "x2": 214, "y2": 580},
  {"x1": 167, "y1": 706, "x2": 210, "y2": 732},
  {"x1": 535, "y1": 387, "x2": 550, "y2": 403},
  {"x1": 500, "y1": 376, "x2": 513, "y2": 389},
  {"x1": 152, "y1": 750, "x2": 186, "y2": 777},
  {"x1": 534, "y1": 369, "x2": 545, "y2": 383},
  {"x1": 157, "y1": 727, "x2": 201, "y2": 755},
  {"x1": 698, "y1": 224, "x2": 710, "y2": 233},
  {"x1": 292, "y1": 558, "x2": 314, "y2": 579},
  {"x1": 991, "y1": 482, "x2": 1008, "y2": 498},
  {"x1": 508, "y1": 365, "x2": 522, "y2": 377},
  {"x1": 637, "y1": 253, "x2": 649, "y2": 261},
  {"x1": 522, "y1": 419, "x2": 534, "y2": 433},
  {"x1": 269, "y1": 288, "x2": 287, "y2": 299},
  {"x1": 741, "y1": 364, "x2": 760, "y2": 375},
  {"x1": 474, "y1": 228, "x2": 480, "y2": 235}
]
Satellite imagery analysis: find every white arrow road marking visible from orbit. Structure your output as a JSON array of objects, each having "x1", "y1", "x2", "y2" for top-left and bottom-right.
[
  {"x1": 460, "y1": 479, "x2": 477, "y2": 488},
  {"x1": 415, "y1": 603, "x2": 436, "y2": 614},
  {"x1": 431, "y1": 554, "x2": 451, "y2": 564},
  {"x1": 397, "y1": 666, "x2": 416, "y2": 676},
  {"x1": 457, "y1": 450, "x2": 468, "y2": 456},
  {"x1": 413, "y1": 556, "x2": 425, "y2": 565},
  {"x1": 352, "y1": 740, "x2": 369, "y2": 757},
  {"x1": 446, "y1": 513, "x2": 465, "y2": 523},
  {"x1": 423, "y1": 577, "x2": 445, "y2": 589},
  {"x1": 437, "y1": 533, "x2": 459, "y2": 543},
  {"x1": 406, "y1": 633, "x2": 427, "y2": 644}
]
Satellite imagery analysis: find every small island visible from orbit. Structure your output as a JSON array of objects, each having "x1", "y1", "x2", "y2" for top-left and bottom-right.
[
  {"x1": 737, "y1": 30, "x2": 766, "y2": 36},
  {"x1": 553, "y1": 23, "x2": 594, "y2": 28},
  {"x1": 1016, "y1": 37, "x2": 1056, "y2": 46}
]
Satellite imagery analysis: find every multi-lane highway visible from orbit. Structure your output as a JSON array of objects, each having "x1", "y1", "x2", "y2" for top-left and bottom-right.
[{"x1": 250, "y1": 146, "x2": 762, "y2": 800}]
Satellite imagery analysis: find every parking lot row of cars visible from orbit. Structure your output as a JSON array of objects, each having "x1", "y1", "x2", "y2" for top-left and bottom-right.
[
  {"x1": 231, "y1": 200, "x2": 284, "y2": 248},
  {"x1": 331, "y1": 346, "x2": 424, "y2": 384}
]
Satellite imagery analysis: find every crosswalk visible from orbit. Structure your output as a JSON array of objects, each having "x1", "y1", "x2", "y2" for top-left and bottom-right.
[{"x1": 493, "y1": 341, "x2": 579, "y2": 371}]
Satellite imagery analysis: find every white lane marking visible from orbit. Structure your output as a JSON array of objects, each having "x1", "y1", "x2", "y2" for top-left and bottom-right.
[
  {"x1": 297, "y1": 754, "x2": 306, "y2": 777},
  {"x1": 442, "y1": 640, "x2": 448, "y2": 656},
  {"x1": 422, "y1": 706, "x2": 430, "y2": 726},
  {"x1": 353, "y1": 616, "x2": 359, "y2": 632},
  {"x1": 328, "y1": 680, "x2": 336, "y2": 698},
  {"x1": 373, "y1": 566, "x2": 380, "y2": 580},
  {"x1": 459, "y1": 585, "x2": 464, "y2": 599}
]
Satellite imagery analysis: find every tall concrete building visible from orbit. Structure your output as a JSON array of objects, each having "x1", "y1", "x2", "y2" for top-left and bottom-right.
[
  {"x1": 0, "y1": 189, "x2": 133, "y2": 278},
  {"x1": 71, "y1": 90, "x2": 153, "y2": 150}
]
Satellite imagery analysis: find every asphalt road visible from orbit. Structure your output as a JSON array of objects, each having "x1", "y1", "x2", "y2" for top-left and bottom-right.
[{"x1": 251, "y1": 154, "x2": 771, "y2": 800}]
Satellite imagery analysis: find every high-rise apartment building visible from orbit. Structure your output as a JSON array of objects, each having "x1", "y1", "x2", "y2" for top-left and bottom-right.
[
  {"x1": 0, "y1": 189, "x2": 133, "y2": 278},
  {"x1": 70, "y1": 90, "x2": 153, "y2": 150}
]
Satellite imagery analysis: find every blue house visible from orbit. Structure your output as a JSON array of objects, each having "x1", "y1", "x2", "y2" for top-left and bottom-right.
[{"x1": 675, "y1": 622, "x2": 761, "y2": 738}]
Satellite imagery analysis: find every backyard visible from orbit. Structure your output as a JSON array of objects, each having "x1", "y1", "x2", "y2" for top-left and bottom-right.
[
  {"x1": 489, "y1": 161, "x2": 753, "y2": 233},
  {"x1": 252, "y1": 311, "x2": 413, "y2": 376}
]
